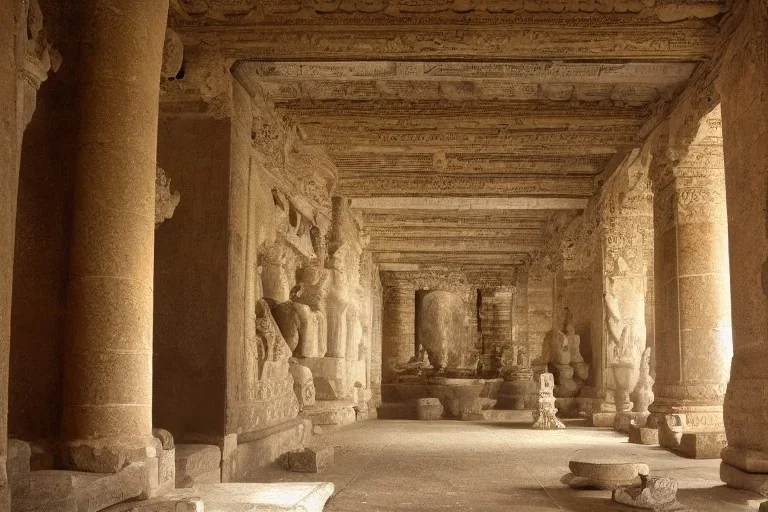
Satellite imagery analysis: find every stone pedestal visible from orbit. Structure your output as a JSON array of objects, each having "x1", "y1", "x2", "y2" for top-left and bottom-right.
[
  {"x1": 62, "y1": 0, "x2": 169, "y2": 473},
  {"x1": 299, "y1": 357, "x2": 348, "y2": 400},
  {"x1": 497, "y1": 377, "x2": 537, "y2": 410}
]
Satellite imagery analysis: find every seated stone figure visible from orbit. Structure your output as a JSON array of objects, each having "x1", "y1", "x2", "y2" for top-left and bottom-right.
[
  {"x1": 271, "y1": 263, "x2": 329, "y2": 359},
  {"x1": 396, "y1": 344, "x2": 433, "y2": 375}
]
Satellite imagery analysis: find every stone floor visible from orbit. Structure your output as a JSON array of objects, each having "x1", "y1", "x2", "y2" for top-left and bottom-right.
[{"x1": 248, "y1": 413, "x2": 767, "y2": 511}]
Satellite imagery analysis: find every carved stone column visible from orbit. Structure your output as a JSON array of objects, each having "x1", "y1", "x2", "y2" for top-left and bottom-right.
[
  {"x1": 648, "y1": 108, "x2": 732, "y2": 459},
  {"x1": 381, "y1": 279, "x2": 416, "y2": 387},
  {"x1": 716, "y1": 0, "x2": 768, "y2": 492},
  {"x1": 63, "y1": 0, "x2": 169, "y2": 472},
  {"x1": 590, "y1": 152, "x2": 653, "y2": 428}
]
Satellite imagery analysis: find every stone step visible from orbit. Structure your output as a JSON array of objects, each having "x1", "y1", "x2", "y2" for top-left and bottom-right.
[
  {"x1": 107, "y1": 483, "x2": 334, "y2": 512},
  {"x1": 175, "y1": 444, "x2": 222, "y2": 489}
]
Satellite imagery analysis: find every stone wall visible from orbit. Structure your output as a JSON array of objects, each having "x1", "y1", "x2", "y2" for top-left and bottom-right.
[
  {"x1": 7, "y1": 0, "x2": 76, "y2": 442},
  {"x1": 154, "y1": 115, "x2": 231, "y2": 441}
]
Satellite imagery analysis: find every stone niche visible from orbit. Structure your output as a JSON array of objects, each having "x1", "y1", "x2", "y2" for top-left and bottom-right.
[{"x1": 417, "y1": 290, "x2": 476, "y2": 373}]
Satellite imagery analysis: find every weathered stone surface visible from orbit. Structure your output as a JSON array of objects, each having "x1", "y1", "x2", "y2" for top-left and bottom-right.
[
  {"x1": 230, "y1": 419, "x2": 312, "y2": 482},
  {"x1": 720, "y1": 462, "x2": 768, "y2": 497},
  {"x1": 279, "y1": 446, "x2": 335, "y2": 473},
  {"x1": 677, "y1": 432, "x2": 728, "y2": 459},
  {"x1": 532, "y1": 373, "x2": 565, "y2": 430},
  {"x1": 175, "y1": 444, "x2": 221, "y2": 489},
  {"x1": 629, "y1": 425, "x2": 660, "y2": 446},
  {"x1": 7, "y1": 439, "x2": 31, "y2": 490},
  {"x1": 566, "y1": 449, "x2": 650, "y2": 491},
  {"x1": 415, "y1": 398, "x2": 443, "y2": 421},
  {"x1": 12, "y1": 463, "x2": 146, "y2": 512},
  {"x1": 613, "y1": 475, "x2": 680, "y2": 510},
  {"x1": 162, "y1": 483, "x2": 334, "y2": 512}
]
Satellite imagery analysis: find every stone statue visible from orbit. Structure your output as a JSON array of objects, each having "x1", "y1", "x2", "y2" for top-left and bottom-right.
[
  {"x1": 253, "y1": 299, "x2": 292, "y2": 381},
  {"x1": 326, "y1": 244, "x2": 352, "y2": 358},
  {"x1": 263, "y1": 242, "x2": 329, "y2": 359},
  {"x1": 543, "y1": 327, "x2": 579, "y2": 398},
  {"x1": 565, "y1": 322, "x2": 589, "y2": 383},
  {"x1": 532, "y1": 373, "x2": 565, "y2": 430},
  {"x1": 288, "y1": 358, "x2": 316, "y2": 410},
  {"x1": 631, "y1": 347, "x2": 655, "y2": 423},
  {"x1": 604, "y1": 278, "x2": 644, "y2": 412},
  {"x1": 289, "y1": 264, "x2": 329, "y2": 358}
]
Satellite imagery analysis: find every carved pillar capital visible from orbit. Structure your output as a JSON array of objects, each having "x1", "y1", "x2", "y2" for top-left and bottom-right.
[{"x1": 160, "y1": 45, "x2": 234, "y2": 118}]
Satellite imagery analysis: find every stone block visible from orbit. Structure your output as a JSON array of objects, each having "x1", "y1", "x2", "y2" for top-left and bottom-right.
[
  {"x1": 231, "y1": 419, "x2": 312, "y2": 482},
  {"x1": 459, "y1": 398, "x2": 485, "y2": 421},
  {"x1": 8, "y1": 439, "x2": 31, "y2": 489},
  {"x1": 677, "y1": 431, "x2": 727, "y2": 459},
  {"x1": 720, "y1": 461, "x2": 768, "y2": 496},
  {"x1": 415, "y1": 398, "x2": 443, "y2": 420},
  {"x1": 12, "y1": 464, "x2": 146, "y2": 512},
  {"x1": 279, "y1": 446, "x2": 335, "y2": 473},
  {"x1": 174, "y1": 444, "x2": 221, "y2": 488},
  {"x1": 591, "y1": 412, "x2": 616, "y2": 427},
  {"x1": 628, "y1": 425, "x2": 659, "y2": 445},
  {"x1": 760, "y1": 500, "x2": 768, "y2": 512}
]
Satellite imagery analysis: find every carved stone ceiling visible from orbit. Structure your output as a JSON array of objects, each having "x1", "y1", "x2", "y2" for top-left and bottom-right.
[{"x1": 173, "y1": 0, "x2": 727, "y2": 274}]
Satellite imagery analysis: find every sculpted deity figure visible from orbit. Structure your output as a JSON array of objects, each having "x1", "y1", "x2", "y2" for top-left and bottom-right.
[
  {"x1": 564, "y1": 322, "x2": 590, "y2": 383},
  {"x1": 288, "y1": 263, "x2": 329, "y2": 358},
  {"x1": 603, "y1": 278, "x2": 645, "y2": 411},
  {"x1": 326, "y1": 243, "x2": 353, "y2": 358},
  {"x1": 250, "y1": 299, "x2": 292, "y2": 383},
  {"x1": 262, "y1": 240, "x2": 329, "y2": 359}
]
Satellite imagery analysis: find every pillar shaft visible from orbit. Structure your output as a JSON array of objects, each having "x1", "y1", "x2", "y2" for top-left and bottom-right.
[
  {"x1": 381, "y1": 283, "x2": 415, "y2": 384},
  {"x1": 717, "y1": 0, "x2": 768, "y2": 480},
  {"x1": 650, "y1": 134, "x2": 731, "y2": 438},
  {"x1": 63, "y1": 0, "x2": 168, "y2": 472}
]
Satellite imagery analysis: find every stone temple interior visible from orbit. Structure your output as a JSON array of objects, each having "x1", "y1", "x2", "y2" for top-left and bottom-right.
[{"x1": 2, "y1": 0, "x2": 768, "y2": 510}]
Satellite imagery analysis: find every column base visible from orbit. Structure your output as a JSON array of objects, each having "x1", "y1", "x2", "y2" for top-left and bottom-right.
[
  {"x1": 63, "y1": 437, "x2": 157, "y2": 473},
  {"x1": 628, "y1": 425, "x2": 659, "y2": 445},
  {"x1": 613, "y1": 412, "x2": 648, "y2": 433},
  {"x1": 675, "y1": 432, "x2": 727, "y2": 459},
  {"x1": 721, "y1": 461, "x2": 768, "y2": 497}
]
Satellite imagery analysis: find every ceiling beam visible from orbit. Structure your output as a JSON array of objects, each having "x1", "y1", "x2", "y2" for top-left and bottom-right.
[{"x1": 350, "y1": 196, "x2": 588, "y2": 210}]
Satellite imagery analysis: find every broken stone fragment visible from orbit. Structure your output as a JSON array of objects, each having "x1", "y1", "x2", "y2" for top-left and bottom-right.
[
  {"x1": 278, "y1": 446, "x2": 334, "y2": 473},
  {"x1": 613, "y1": 475, "x2": 680, "y2": 510}
]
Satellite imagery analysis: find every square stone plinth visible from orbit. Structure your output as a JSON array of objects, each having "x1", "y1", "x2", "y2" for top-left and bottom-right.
[
  {"x1": 415, "y1": 398, "x2": 444, "y2": 420},
  {"x1": 677, "y1": 432, "x2": 727, "y2": 459},
  {"x1": 175, "y1": 444, "x2": 221, "y2": 488},
  {"x1": 628, "y1": 425, "x2": 659, "y2": 445},
  {"x1": 592, "y1": 412, "x2": 616, "y2": 427}
]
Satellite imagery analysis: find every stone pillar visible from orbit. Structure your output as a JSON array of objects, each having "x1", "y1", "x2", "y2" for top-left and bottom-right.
[
  {"x1": 590, "y1": 155, "x2": 653, "y2": 428},
  {"x1": 716, "y1": 0, "x2": 768, "y2": 492},
  {"x1": 63, "y1": 0, "x2": 169, "y2": 472},
  {"x1": 0, "y1": 0, "x2": 22, "y2": 508},
  {"x1": 381, "y1": 281, "x2": 415, "y2": 386},
  {"x1": 648, "y1": 108, "x2": 732, "y2": 459}
]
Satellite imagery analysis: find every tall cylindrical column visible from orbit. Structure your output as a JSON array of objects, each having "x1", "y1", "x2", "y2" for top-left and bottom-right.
[
  {"x1": 649, "y1": 107, "x2": 732, "y2": 459},
  {"x1": 716, "y1": 0, "x2": 768, "y2": 490},
  {"x1": 63, "y1": 0, "x2": 169, "y2": 472},
  {"x1": 381, "y1": 281, "x2": 415, "y2": 385}
]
